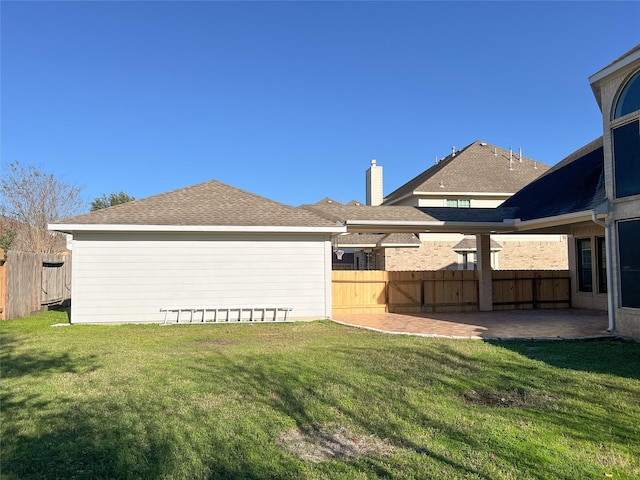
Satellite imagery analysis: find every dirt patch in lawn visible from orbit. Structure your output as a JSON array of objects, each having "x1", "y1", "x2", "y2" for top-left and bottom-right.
[
  {"x1": 277, "y1": 424, "x2": 398, "y2": 463},
  {"x1": 463, "y1": 387, "x2": 557, "y2": 408}
]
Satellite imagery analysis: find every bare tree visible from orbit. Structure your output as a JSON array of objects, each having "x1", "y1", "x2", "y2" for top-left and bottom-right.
[{"x1": 0, "y1": 161, "x2": 84, "y2": 253}]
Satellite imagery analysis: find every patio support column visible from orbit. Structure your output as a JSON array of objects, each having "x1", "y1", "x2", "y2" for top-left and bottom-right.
[{"x1": 476, "y1": 233, "x2": 493, "y2": 311}]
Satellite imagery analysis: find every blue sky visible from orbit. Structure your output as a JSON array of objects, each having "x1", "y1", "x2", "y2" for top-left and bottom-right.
[{"x1": 2, "y1": 1, "x2": 639, "y2": 211}]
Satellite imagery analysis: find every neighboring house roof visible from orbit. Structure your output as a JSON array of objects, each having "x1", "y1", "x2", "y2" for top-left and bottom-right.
[
  {"x1": 499, "y1": 137, "x2": 605, "y2": 221},
  {"x1": 313, "y1": 197, "x2": 363, "y2": 206},
  {"x1": 50, "y1": 179, "x2": 342, "y2": 232},
  {"x1": 304, "y1": 137, "x2": 605, "y2": 235},
  {"x1": 303, "y1": 200, "x2": 516, "y2": 234},
  {"x1": 303, "y1": 202, "x2": 440, "y2": 223},
  {"x1": 416, "y1": 206, "x2": 519, "y2": 223},
  {"x1": 384, "y1": 140, "x2": 550, "y2": 205},
  {"x1": 452, "y1": 236, "x2": 503, "y2": 251}
]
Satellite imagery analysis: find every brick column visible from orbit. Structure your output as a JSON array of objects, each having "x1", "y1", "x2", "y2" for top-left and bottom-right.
[{"x1": 476, "y1": 234, "x2": 493, "y2": 311}]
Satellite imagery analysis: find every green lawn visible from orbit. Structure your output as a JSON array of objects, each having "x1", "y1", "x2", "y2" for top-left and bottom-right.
[{"x1": 1, "y1": 310, "x2": 639, "y2": 479}]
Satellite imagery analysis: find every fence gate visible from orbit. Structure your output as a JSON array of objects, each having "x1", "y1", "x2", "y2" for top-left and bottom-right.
[
  {"x1": 41, "y1": 261, "x2": 65, "y2": 305},
  {"x1": 2, "y1": 251, "x2": 71, "y2": 320}
]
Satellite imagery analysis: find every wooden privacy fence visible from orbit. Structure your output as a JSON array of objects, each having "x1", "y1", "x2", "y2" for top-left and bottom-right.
[
  {"x1": 0, "y1": 251, "x2": 72, "y2": 320},
  {"x1": 332, "y1": 270, "x2": 571, "y2": 315}
]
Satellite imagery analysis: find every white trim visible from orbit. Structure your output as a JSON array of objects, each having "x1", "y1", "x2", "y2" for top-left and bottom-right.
[
  {"x1": 514, "y1": 210, "x2": 605, "y2": 232},
  {"x1": 343, "y1": 219, "x2": 516, "y2": 234},
  {"x1": 49, "y1": 223, "x2": 346, "y2": 234},
  {"x1": 589, "y1": 47, "x2": 640, "y2": 85}
]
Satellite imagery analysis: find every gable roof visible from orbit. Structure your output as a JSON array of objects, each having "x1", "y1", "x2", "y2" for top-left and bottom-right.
[
  {"x1": 452, "y1": 236, "x2": 503, "y2": 251},
  {"x1": 50, "y1": 179, "x2": 342, "y2": 232},
  {"x1": 384, "y1": 140, "x2": 550, "y2": 205},
  {"x1": 500, "y1": 137, "x2": 605, "y2": 221}
]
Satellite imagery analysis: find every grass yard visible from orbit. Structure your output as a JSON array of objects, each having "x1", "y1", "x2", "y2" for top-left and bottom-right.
[{"x1": 1, "y1": 310, "x2": 639, "y2": 480}]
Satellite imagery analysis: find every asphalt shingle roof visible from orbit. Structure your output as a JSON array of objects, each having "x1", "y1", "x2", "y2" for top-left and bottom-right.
[
  {"x1": 500, "y1": 137, "x2": 605, "y2": 221},
  {"x1": 56, "y1": 179, "x2": 341, "y2": 228},
  {"x1": 384, "y1": 140, "x2": 550, "y2": 204},
  {"x1": 416, "y1": 207, "x2": 519, "y2": 223},
  {"x1": 303, "y1": 202, "x2": 439, "y2": 223},
  {"x1": 452, "y1": 236, "x2": 503, "y2": 251}
]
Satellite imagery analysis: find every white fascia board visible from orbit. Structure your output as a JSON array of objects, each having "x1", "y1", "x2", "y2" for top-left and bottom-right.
[
  {"x1": 336, "y1": 242, "x2": 378, "y2": 248},
  {"x1": 344, "y1": 219, "x2": 516, "y2": 234},
  {"x1": 589, "y1": 47, "x2": 640, "y2": 109},
  {"x1": 382, "y1": 193, "x2": 415, "y2": 205},
  {"x1": 378, "y1": 243, "x2": 421, "y2": 248},
  {"x1": 589, "y1": 47, "x2": 640, "y2": 85},
  {"x1": 48, "y1": 223, "x2": 347, "y2": 234},
  {"x1": 513, "y1": 210, "x2": 598, "y2": 232}
]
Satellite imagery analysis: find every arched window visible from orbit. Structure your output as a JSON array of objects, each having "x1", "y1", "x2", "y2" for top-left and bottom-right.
[
  {"x1": 611, "y1": 69, "x2": 640, "y2": 198},
  {"x1": 613, "y1": 70, "x2": 640, "y2": 119}
]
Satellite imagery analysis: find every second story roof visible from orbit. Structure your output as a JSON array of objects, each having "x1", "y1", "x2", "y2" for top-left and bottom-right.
[{"x1": 384, "y1": 140, "x2": 551, "y2": 205}]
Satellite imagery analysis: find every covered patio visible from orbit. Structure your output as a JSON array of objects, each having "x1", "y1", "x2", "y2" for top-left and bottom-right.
[{"x1": 332, "y1": 308, "x2": 611, "y2": 340}]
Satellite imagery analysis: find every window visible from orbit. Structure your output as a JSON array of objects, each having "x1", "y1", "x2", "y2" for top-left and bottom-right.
[
  {"x1": 612, "y1": 120, "x2": 640, "y2": 198},
  {"x1": 576, "y1": 238, "x2": 593, "y2": 292},
  {"x1": 618, "y1": 220, "x2": 640, "y2": 308},
  {"x1": 459, "y1": 251, "x2": 477, "y2": 270},
  {"x1": 612, "y1": 70, "x2": 640, "y2": 198},
  {"x1": 613, "y1": 70, "x2": 640, "y2": 119},
  {"x1": 457, "y1": 251, "x2": 499, "y2": 270},
  {"x1": 597, "y1": 236, "x2": 607, "y2": 294},
  {"x1": 446, "y1": 199, "x2": 471, "y2": 208}
]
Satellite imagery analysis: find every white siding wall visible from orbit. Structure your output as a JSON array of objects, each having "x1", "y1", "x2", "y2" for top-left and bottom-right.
[
  {"x1": 70, "y1": 231, "x2": 331, "y2": 324},
  {"x1": 415, "y1": 196, "x2": 507, "y2": 208},
  {"x1": 470, "y1": 198, "x2": 506, "y2": 208}
]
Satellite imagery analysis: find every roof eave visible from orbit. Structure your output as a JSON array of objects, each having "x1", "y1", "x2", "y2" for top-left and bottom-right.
[
  {"x1": 343, "y1": 219, "x2": 516, "y2": 234},
  {"x1": 48, "y1": 224, "x2": 346, "y2": 234},
  {"x1": 589, "y1": 45, "x2": 640, "y2": 110},
  {"x1": 513, "y1": 210, "x2": 605, "y2": 233}
]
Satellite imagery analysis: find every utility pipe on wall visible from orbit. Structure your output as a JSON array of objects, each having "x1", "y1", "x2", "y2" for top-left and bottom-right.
[{"x1": 591, "y1": 211, "x2": 615, "y2": 332}]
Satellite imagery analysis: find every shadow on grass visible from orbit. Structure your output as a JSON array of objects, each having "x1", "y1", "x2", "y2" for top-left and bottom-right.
[
  {"x1": 2, "y1": 400, "x2": 302, "y2": 480},
  {"x1": 488, "y1": 338, "x2": 640, "y2": 380},
  {"x1": 2, "y1": 321, "x2": 638, "y2": 479},
  {"x1": 189, "y1": 339, "x2": 639, "y2": 478},
  {"x1": 0, "y1": 333, "x2": 100, "y2": 379}
]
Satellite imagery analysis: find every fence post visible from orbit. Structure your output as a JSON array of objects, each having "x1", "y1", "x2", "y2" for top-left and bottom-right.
[{"x1": 0, "y1": 259, "x2": 6, "y2": 320}]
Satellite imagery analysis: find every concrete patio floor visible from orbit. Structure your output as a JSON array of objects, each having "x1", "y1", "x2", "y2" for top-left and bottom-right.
[{"x1": 331, "y1": 308, "x2": 612, "y2": 340}]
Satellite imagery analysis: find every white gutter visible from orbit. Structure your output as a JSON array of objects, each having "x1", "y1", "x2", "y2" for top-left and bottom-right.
[
  {"x1": 48, "y1": 223, "x2": 347, "y2": 234},
  {"x1": 343, "y1": 219, "x2": 516, "y2": 234},
  {"x1": 591, "y1": 209, "x2": 616, "y2": 332},
  {"x1": 513, "y1": 210, "x2": 594, "y2": 231}
]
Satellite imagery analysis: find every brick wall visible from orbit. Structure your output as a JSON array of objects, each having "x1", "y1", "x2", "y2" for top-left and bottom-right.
[
  {"x1": 382, "y1": 236, "x2": 568, "y2": 271},
  {"x1": 384, "y1": 242, "x2": 461, "y2": 271},
  {"x1": 498, "y1": 238, "x2": 568, "y2": 270}
]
